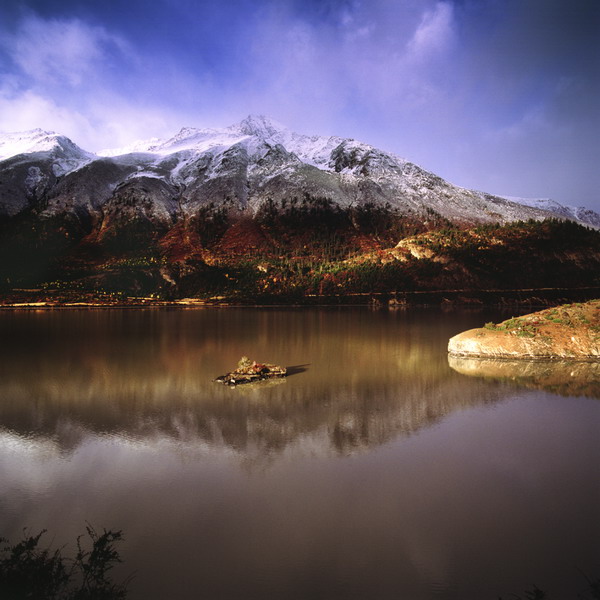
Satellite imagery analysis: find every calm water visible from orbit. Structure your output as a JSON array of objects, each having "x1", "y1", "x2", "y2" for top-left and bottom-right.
[{"x1": 0, "y1": 307, "x2": 598, "y2": 599}]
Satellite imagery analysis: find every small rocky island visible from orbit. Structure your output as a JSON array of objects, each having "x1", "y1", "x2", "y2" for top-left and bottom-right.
[
  {"x1": 448, "y1": 300, "x2": 600, "y2": 359},
  {"x1": 215, "y1": 356, "x2": 287, "y2": 386}
]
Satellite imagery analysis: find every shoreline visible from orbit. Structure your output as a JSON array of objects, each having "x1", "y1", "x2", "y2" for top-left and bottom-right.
[{"x1": 1, "y1": 286, "x2": 599, "y2": 310}]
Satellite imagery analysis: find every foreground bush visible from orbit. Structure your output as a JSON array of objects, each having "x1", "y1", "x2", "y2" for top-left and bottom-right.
[{"x1": 0, "y1": 525, "x2": 129, "y2": 600}]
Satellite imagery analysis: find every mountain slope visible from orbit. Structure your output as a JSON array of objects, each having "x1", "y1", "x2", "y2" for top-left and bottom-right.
[
  {"x1": 0, "y1": 129, "x2": 93, "y2": 217},
  {"x1": 2, "y1": 115, "x2": 595, "y2": 229},
  {"x1": 502, "y1": 196, "x2": 600, "y2": 229},
  {"x1": 1, "y1": 116, "x2": 600, "y2": 302}
]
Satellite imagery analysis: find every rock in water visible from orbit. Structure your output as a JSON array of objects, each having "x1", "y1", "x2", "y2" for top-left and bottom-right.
[
  {"x1": 448, "y1": 300, "x2": 600, "y2": 359},
  {"x1": 215, "y1": 356, "x2": 287, "y2": 386}
]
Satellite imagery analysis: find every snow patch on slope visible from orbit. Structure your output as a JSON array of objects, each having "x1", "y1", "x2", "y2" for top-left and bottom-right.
[
  {"x1": 99, "y1": 115, "x2": 360, "y2": 174},
  {"x1": 0, "y1": 128, "x2": 93, "y2": 163},
  {"x1": 100, "y1": 127, "x2": 247, "y2": 157},
  {"x1": 3, "y1": 116, "x2": 599, "y2": 229},
  {"x1": 502, "y1": 196, "x2": 600, "y2": 229},
  {"x1": 0, "y1": 129, "x2": 60, "y2": 159}
]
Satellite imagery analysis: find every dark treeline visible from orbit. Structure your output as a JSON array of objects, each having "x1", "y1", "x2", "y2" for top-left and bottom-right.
[{"x1": 1, "y1": 193, "x2": 599, "y2": 303}]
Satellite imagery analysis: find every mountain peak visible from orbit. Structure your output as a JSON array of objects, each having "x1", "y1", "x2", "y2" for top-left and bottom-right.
[
  {"x1": 232, "y1": 115, "x2": 288, "y2": 139},
  {"x1": 172, "y1": 126, "x2": 207, "y2": 140},
  {"x1": 0, "y1": 129, "x2": 90, "y2": 161},
  {"x1": 3, "y1": 119, "x2": 600, "y2": 230}
]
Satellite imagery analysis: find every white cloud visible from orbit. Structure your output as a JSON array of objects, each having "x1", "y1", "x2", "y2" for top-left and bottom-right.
[
  {"x1": 0, "y1": 87, "x2": 100, "y2": 150},
  {"x1": 84, "y1": 92, "x2": 186, "y2": 150},
  {"x1": 0, "y1": 14, "x2": 196, "y2": 150},
  {"x1": 0, "y1": 3, "x2": 458, "y2": 149},
  {"x1": 0, "y1": 82, "x2": 197, "y2": 151},
  {"x1": 4, "y1": 16, "x2": 128, "y2": 88},
  {"x1": 406, "y1": 2, "x2": 455, "y2": 60},
  {"x1": 0, "y1": 2, "x2": 595, "y2": 210},
  {"x1": 338, "y1": 2, "x2": 375, "y2": 41},
  {"x1": 239, "y1": 0, "x2": 459, "y2": 133}
]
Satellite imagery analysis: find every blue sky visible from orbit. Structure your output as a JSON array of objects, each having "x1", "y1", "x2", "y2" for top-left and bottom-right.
[{"x1": 0, "y1": 0, "x2": 598, "y2": 209}]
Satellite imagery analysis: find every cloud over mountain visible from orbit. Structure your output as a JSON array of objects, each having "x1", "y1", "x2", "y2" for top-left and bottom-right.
[{"x1": 0, "y1": 0, "x2": 597, "y2": 209}]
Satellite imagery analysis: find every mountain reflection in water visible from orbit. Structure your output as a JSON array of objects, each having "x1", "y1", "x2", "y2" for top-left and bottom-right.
[
  {"x1": 1, "y1": 308, "x2": 599, "y2": 600},
  {"x1": 0, "y1": 308, "x2": 505, "y2": 457},
  {"x1": 449, "y1": 355, "x2": 600, "y2": 400}
]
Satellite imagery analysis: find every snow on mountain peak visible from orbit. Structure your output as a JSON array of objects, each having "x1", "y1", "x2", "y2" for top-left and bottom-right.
[
  {"x1": 232, "y1": 115, "x2": 288, "y2": 140},
  {"x1": 0, "y1": 128, "x2": 66, "y2": 160},
  {"x1": 99, "y1": 126, "x2": 234, "y2": 157},
  {"x1": 100, "y1": 116, "x2": 291, "y2": 162},
  {"x1": 0, "y1": 128, "x2": 94, "y2": 180},
  {"x1": 4, "y1": 118, "x2": 598, "y2": 230},
  {"x1": 503, "y1": 195, "x2": 600, "y2": 229}
]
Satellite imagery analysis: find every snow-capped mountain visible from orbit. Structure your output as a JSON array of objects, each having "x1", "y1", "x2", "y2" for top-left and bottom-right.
[
  {"x1": 0, "y1": 128, "x2": 95, "y2": 217},
  {"x1": 0, "y1": 115, "x2": 597, "y2": 228},
  {"x1": 501, "y1": 196, "x2": 600, "y2": 230},
  {"x1": 0, "y1": 128, "x2": 91, "y2": 162}
]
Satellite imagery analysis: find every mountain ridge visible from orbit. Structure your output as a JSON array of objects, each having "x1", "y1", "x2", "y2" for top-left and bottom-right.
[
  {"x1": 1, "y1": 115, "x2": 598, "y2": 228},
  {"x1": 2, "y1": 115, "x2": 600, "y2": 304}
]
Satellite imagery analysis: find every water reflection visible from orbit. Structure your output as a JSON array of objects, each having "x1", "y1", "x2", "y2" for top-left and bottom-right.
[
  {"x1": 1, "y1": 309, "x2": 599, "y2": 600},
  {"x1": 448, "y1": 355, "x2": 600, "y2": 399},
  {"x1": 0, "y1": 308, "x2": 503, "y2": 457}
]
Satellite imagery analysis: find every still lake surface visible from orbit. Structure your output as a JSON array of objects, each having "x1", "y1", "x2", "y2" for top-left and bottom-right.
[{"x1": 0, "y1": 307, "x2": 598, "y2": 599}]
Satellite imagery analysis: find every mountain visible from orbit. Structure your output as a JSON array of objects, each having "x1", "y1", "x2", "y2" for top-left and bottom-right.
[
  {"x1": 2, "y1": 115, "x2": 597, "y2": 228},
  {"x1": 0, "y1": 128, "x2": 93, "y2": 217},
  {"x1": 0, "y1": 128, "x2": 92, "y2": 164},
  {"x1": 501, "y1": 196, "x2": 600, "y2": 229},
  {"x1": 1, "y1": 116, "x2": 600, "y2": 303}
]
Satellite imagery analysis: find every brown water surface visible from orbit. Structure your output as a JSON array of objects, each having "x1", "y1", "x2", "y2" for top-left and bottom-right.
[{"x1": 0, "y1": 308, "x2": 598, "y2": 599}]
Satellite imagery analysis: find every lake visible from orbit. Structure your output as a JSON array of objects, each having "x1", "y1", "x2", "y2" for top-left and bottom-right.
[{"x1": 0, "y1": 307, "x2": 598, "y2": 599}]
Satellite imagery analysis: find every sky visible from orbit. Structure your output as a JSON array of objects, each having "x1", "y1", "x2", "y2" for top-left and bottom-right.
[{"x1": 0, "y1": 0, "x2": 598, "y2": 209}]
